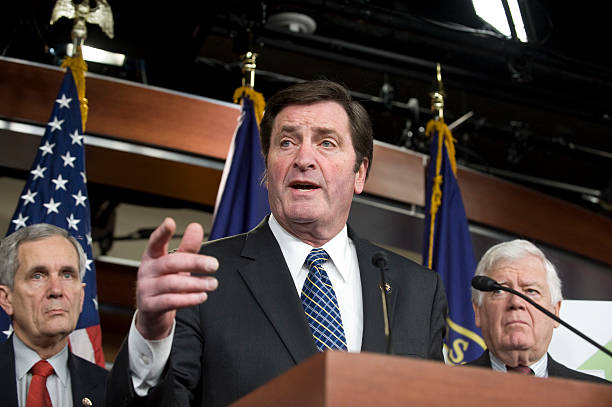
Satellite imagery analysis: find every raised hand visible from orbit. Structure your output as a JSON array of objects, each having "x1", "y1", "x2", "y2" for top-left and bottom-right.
[{"x1": 135, "y1": 217, "x2": 218, "y2": 340}]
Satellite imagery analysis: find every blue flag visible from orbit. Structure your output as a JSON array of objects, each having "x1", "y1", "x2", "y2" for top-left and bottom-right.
[
  {"x1": 2, "y1": 68, "x2": 105, "y2": 367},
  {"x1": 210, "y1": 92, "x2": 270, "y2": 240},
  {"x1": 422, "y1": 120, "x2": 486, "y2": 364}
]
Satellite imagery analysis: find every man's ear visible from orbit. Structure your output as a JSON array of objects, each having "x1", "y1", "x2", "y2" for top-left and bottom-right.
[
  {"x1": 472, "y1": 301, "x2": 481, "y2": 328},
  {"x1": 552, "y1": 301, "x2": 561, "y2": 329},
  {"x1": 79, "y1": 283, "x2": 86, "y2": 313},
  {"x1": 354, "y1": 158, "x2": 369, "y2": 194},
  {"x1": 0, "y1": 285, "x2": 14, "y2": 316}
]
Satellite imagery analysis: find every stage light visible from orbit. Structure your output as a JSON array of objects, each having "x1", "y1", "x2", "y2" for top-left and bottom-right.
[
  {"x1": 472, "y1": 0, "x2": 528, "y2": 42},
  {"x1": 67, "y1": 44, "x2": 126, "y2": 66}
]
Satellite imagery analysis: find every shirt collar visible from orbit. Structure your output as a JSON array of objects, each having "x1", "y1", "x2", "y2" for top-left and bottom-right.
[
  {"x1": 13, "y1": 333, "x2": 71, "y2": 386},
  {"x1": 268, "y1": 214, "x2": 351, "y2": 282},
  {"x1": 489, "y1": 351, "x2": 548, "y2": 377}
]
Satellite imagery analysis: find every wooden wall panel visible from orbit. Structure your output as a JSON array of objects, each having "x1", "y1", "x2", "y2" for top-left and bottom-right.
[
  {"x1": 365, "y1": 142, "x2": 426, "y2": 206},
  {"x1": 1, "y1": 57, "x2": 610, "y2": 265},
  {"x1": 0, "y1": 58, "x2": 240, "y2": 159},
  {"x1": 458, "y1": 167, "x2": 612, "y2": 266}
]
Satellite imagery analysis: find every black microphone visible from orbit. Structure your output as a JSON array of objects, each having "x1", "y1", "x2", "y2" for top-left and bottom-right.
[
  {"x1": 471, "y1": 276, "x2": 612, "y2": 358},
  {"x1": 471, "y1": 275, "x2": 503, "y2": 292},
  {"x1": 372, "y1": 252, "x2": 392, "y2": 354}
]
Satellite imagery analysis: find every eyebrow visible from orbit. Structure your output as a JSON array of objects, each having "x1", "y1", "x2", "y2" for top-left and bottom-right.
[
  {"x1": 27, "y1": 265, "x2": 78, "y2": 274},
  {"x1": 278, "y1": 125, "x2": 339, "y2": 135},
  {"x1": 279, "y1": 125, "x2": 298, "y2": 134}
]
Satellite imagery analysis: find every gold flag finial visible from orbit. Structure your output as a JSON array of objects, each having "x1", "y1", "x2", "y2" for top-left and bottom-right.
[
  {"x1": 429, "y1": 63, "x2": 446, "y2": 121},
  {"x1": 50, "y1": 0, "x2": 115, "y2": 56},
  {"x1": 241, "y1": 52, "x2": 258, "y2": 89}
]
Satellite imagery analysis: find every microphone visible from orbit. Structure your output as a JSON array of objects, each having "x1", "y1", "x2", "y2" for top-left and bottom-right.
[
  {"x1": 471, "y1": 276, "x2": 612, "y2": 358},
  {"x1": 471, "y1": 275, "x2": 503, "y2": 292},
  {"x1": 372, "y1": 252, "x2": 392, "y2": 354}
]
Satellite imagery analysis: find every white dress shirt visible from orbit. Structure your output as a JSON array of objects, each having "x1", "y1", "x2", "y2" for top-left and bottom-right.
[
  {"x1": 13, "y1": 333, "x2": 73, "y2": 407},
  {"x1": 489, "y1": 351, "x2": 549, "y2": 377},
  {"x1": 129, "y1": 215, "x2": 364, "y2": 394},
  {"x1": 268, "y1": 214, "x2": 363, "y2": 352}
]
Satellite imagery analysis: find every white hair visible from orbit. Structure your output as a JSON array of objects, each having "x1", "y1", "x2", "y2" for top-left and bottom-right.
[{"x1": 472, "y1": 239, "x2": 562, "y2": 306}]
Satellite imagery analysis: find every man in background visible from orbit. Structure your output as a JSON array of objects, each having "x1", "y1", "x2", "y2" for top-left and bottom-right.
[
  {"x1": 0, "y1": 223, "x2": 107, "y2": 406},
  {"x1": 468, "y1": 239, "x2": 608, "y2": 383}
]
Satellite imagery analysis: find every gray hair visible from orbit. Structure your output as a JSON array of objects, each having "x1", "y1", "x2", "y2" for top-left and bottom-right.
[
  {"x1": 0, "y1": 224, "x2": 87, "y2": 289},
  {"x1": 472, "y1": 239, "x2": 562, "y2": 307}
]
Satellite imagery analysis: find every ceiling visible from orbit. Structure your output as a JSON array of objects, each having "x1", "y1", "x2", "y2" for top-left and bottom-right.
[{"x1": 2, "y1": 1, "x2": 611, "y2": 217}]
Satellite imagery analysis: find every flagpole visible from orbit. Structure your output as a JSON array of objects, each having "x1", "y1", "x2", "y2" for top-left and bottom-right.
[
  {"x1": 430, "y1": 62, "x2": 445, "y2": 122},
  {"x1": 241, "y1": 51, "x2": 258, "y2": 89}
]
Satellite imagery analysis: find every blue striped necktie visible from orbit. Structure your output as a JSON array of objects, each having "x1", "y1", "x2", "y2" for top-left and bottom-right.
[{"x1": 301, "y1": 248, "x2": 347, "y2": 351}]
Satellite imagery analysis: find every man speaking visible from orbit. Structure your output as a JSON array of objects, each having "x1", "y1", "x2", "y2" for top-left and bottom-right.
[{"x1": 106, "y1": 80, "x2": 448, "y2": 406}]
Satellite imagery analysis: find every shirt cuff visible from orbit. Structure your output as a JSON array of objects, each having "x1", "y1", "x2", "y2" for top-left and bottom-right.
[{"x1": 128, "y1": 310, "x2": 175, "y2": 396}]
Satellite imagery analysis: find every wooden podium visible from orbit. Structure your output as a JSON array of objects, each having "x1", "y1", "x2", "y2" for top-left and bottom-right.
[{"x1": 230, "y1": 352, "x2": 611, "y2": 407}]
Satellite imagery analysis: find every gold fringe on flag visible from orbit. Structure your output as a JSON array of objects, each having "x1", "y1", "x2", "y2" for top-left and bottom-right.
[
  {"x1": 61, "y1": 48, "x2": 89, "y2": 131},
  {"x1": 233, "y1": 86, "x2": 266, "y2": 126},
  {"x1": 425, "y1": 118, "x2": 458, "y2": 269}
]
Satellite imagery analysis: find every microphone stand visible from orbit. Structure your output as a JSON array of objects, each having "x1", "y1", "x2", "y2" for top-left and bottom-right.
[{"x1": 373, "y1": 253, "x2": 392, "y2": 354}]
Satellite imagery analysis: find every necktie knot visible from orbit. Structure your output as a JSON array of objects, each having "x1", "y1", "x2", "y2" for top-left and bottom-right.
[
  {"x1": 306, "y1": 248, "x2": 330, "y2": 271},
  {"x1": 31, "y1": 360, "x2": 54, "y2": 378},
  {"x1": 506, "y1": 364, "x2": 534, "y2": 375}
]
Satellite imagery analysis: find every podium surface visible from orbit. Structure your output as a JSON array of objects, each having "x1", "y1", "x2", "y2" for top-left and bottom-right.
[{"x1": 230, "y1": 352, "x2": 611, "y2": 406}]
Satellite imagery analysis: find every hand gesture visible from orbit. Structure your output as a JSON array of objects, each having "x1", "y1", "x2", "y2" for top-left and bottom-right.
[{"x1": 135, "y1": 218, "x2": 218, "y2": 339}]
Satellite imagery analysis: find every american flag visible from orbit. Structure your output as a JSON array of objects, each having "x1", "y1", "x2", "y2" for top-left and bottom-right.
[{"x1": 1, "y1": 67, "x2": 105, "y2": 367}]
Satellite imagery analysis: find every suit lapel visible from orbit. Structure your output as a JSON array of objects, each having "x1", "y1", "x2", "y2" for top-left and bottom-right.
[
  {"x1": 0, "y1": 337, "x2": 19, "y2": 407},
  {"x1": 68, "y1": 352, "x2": 104, "y2": 407},
  {"x1": 237, "y1": 220, "x2": 317, "y2": 364},
  {"x1": 351, "y1": 230, "x2": 399, "y2": 353}
]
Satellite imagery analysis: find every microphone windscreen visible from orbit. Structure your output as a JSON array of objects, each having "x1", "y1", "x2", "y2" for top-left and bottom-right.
[
  {"x1": 471, "y1": 275, "x2": 499, "y2": 292},
  {"x1": 372, "y1": 252, "x2": 388, "y2": 268}
]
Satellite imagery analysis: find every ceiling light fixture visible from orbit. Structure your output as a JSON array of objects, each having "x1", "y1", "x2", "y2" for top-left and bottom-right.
[
  {"x1": 66, "y1": 43, "x2": 126, "y2": 66},
  {"x1": 266, "y1": 12, "x2": 317, "y2": 34},
  {"x1": 472, "y1": 0, "x2": 528, "y2": 42}
]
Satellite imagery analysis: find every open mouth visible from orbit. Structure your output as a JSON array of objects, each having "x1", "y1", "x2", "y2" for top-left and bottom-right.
[{"x1": 290, "y1": 182, "x2": 319, "y2": 190}]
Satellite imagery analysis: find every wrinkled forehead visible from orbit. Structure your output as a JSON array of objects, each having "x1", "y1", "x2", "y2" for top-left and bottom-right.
[
  {"x1": 272, "y1": 101, "x2": 350, "y2": 133},
  {"x1": 488, "y1": 256, "x2": 548, "y2": 284},
  {"x1": 16, "y1": 236, "x2": 79, "y2": 270}
]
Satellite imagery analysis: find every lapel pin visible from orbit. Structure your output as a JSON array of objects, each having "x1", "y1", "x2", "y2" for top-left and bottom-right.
[
  {"x1": 379, "y1": 282, "x2": 392, "y2": 294},
  {"x1": 82, "y1": 397, "x2": 92, "y2": 406}
]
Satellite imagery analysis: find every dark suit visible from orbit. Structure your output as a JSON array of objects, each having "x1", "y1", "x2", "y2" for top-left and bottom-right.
[
  {"x1": 0, "y1": 335, "x2": 108, "y2": 406},
  {"x1": 107, "y1": 220, "x2": 448, "y2": 407},
  {"x1": 467, "y1": 350, "x2": 609, "y2": 384}
]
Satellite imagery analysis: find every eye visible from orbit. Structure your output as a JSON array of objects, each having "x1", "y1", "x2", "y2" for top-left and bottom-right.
[
  {"x1": 526, "y1": 288, "x2": 540, "y2": 296},
  {"x1": 62, "y1": 271, "x2": 75, "y2": 279},
  {"x1": 31, "y1": 272, "x2": 44, "y2": 280},
  {"x1": 279, "y1": 137, "x2": 296, "y2": 148},
  {"x1": 320, "y1": 139, "x2": 336, "y2": 148}
]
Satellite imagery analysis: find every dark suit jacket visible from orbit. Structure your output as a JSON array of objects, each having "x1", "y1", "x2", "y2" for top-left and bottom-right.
[
  {"x1": 467, "y1": 350, "x2": 609, "y2": 384},
  {"x1": 107, "y1": 219, "x2": 448, "y2": 407},
  {"x1": 0, "y1": 335, "x2": 108, "y2": 406}
]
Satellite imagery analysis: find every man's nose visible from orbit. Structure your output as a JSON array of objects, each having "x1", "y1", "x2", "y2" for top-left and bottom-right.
[
  {"x1": 47, "y1": 275, "x2": 63, "y2": 298},
  {"x1": 507, "y1": 291, "x2": 526, "y2": 309},
  {"x1": 293, "y1": 142, "x2": 316, "y2": 170}
]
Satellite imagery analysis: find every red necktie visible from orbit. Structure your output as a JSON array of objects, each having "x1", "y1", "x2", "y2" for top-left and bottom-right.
[
  {"x1": 26, "y1": 360, "x2": 54, "y2": 407},
  {"x1": 506, "y1": 364, "x2": 534, "y2": 375}
]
